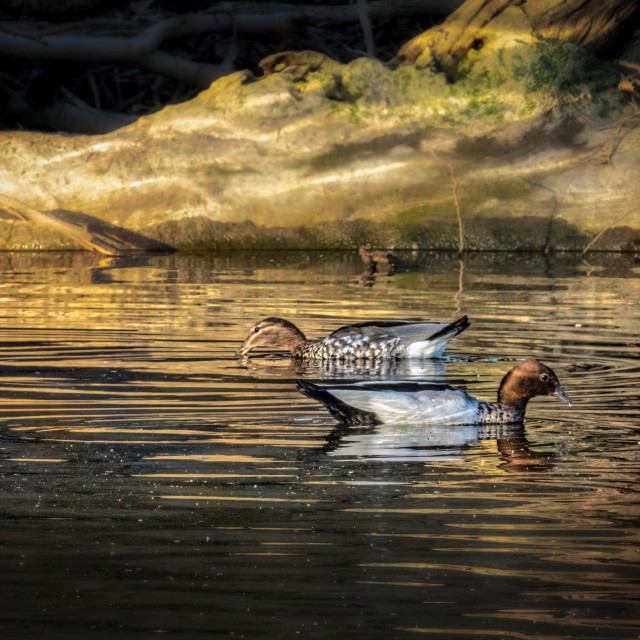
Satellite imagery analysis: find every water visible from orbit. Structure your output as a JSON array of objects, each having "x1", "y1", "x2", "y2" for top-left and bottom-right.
[{"x1": 0, "y1": 250, "x2": 639, "y2": 640}]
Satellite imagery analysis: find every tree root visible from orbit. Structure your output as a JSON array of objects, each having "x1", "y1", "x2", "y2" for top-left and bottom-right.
[{"x1": 397, "y1": 0, "x2": 521, "y2": 75}]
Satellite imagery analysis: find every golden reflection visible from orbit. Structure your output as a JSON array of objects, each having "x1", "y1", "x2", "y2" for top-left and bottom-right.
[
  {"x1": 467, "y1": 610, "x2": 640, "y2": 629},
  {"x1": 8, "y1": 458, "x2": 65, "y2": 462},
  {"x1": 357, "y1": 581, "x2": 443, "y2": 587},
  {"x1": 260, "y1": 542, "x2": 334, "y2": 546},
  {"x1": 0, "y1": 252, "x2": 639, "y2": 638},
  {"x1": 396, "y1": 627, "x2": 551, "y2": 638},
  {"x1": 213, "y1": 527, "x2": 313, "y2": 531},
  {"x1": 134, "y1": 473, "x2": 295, "y2": 478},
  {"x1": 228, "y1": 553, "x2": 301, "y2": 556},
  {"x1": 145, "y1": 455, "x2": 279, "y2": 462},
  {"x1": 361, "y1": 562, "x2": 635, "y2": 589},
  {"x1": 157, "y1": 495, "x2": 323, "y2": 503}
]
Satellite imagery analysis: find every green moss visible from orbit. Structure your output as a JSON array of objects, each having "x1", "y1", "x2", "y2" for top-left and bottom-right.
[
  {"x1": 391, "y1": 67, "x2": 414, "y2": 96},
  {"x1": 528, "y1": 49, "x2": 559, "y2": 91},
  {"x1": 349, "y1": 104, "x2": 363, "y2": 125},
  {"x1": 460, "y1": 94, "x2": 506, "y2": 120}
]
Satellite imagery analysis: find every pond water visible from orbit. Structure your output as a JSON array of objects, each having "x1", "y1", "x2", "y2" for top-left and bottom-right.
[{"x1": 0, "y1": 250, "x2": 639, "y2": 640}]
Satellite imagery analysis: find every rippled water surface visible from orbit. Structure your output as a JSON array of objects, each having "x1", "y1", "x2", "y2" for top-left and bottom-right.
[{"x1": 1, "y1": 251, "x2": 639, "y2": 639}]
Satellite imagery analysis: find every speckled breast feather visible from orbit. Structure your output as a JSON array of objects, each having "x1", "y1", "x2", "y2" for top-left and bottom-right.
[
  {"x1": 475, "y1": 400, "x2": 524, "y2": 424},
  {"x1": 294, "y1": 334, "x2": 404, "y2": 361}
]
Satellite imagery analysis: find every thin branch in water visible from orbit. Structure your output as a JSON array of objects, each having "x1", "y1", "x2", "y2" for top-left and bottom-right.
[{"x1": 455, "y1": 257, "x2": 465, "y2": 317}]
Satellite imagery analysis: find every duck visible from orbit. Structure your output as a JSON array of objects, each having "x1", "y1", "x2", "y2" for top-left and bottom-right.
[
  {"x1": 237, "y1": 316, "x2": 469, "y2": 360},
  {"x1": 358, "y1": 244, "x2": 418, "y2": 272},
  {"x1": 296, "y1": 359, "x2": 571, "y2": 426}
]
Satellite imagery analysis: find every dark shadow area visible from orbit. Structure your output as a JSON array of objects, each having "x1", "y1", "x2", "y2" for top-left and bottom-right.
[{"x1": 0, "y1": 0, "x2": 452, "y2": 134}]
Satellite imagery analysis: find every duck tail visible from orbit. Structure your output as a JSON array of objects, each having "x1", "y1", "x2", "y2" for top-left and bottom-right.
[
  {"x1": 428, "y1": 315, "x2": 470, "y2": 341},
  {"x1": 296, "y1": 381, "x2": 380, "y2": 426},
  {"x1": 406, "y1": 315, "x2": 469, "y2": 359}
]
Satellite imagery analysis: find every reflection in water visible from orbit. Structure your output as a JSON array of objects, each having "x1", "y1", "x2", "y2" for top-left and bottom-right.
[
  {"x1": 318, "y1": 419, "x2": 555, "y2": 470},
  {"x1": 0, "y1": 251, "x2": 639, "y2": 639},
  {"x1": 237, "y1": 353, "x2": 449, "y2": 381}
]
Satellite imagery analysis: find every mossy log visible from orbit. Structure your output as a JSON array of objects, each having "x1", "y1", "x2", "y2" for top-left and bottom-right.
[{"x1": 0, "y1": 0, "x2": 639, "y2": 253}]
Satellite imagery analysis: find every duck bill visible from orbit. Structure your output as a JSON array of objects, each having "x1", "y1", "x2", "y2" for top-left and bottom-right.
[
  {"x1": 554, "y1": 386, "x2": 572, "y2": 407},
  {"x1": 236, "y1": 338, "x2": 253, "y2": 356}
]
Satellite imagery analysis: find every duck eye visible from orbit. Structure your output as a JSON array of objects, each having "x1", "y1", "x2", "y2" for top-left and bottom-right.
[
  {"x1": 254, "y1": 326, "x2": 261, "y2": 333},
  {"x1": 541, "y1": 373, "x2": 549, "y2": 381}
]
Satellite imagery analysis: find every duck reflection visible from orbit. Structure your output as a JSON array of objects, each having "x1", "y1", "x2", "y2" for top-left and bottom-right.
[
  {"x1": 357, "y1": 245, "x2": 420, "y2": 287},
  {"x1": 316, "y1": 420, "x2": 556, "y2": 471},
  {"x1": 237, "y1": 354, "x2": 448, "y2": 381}
]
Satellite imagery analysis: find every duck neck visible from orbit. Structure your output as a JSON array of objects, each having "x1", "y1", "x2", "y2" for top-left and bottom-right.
[
  {"x1": 280, "y1": 324, "x2": 308, "y2": 354},
  {"x1": 497, "y1": 370, "x2": 531, "y2": 417}
]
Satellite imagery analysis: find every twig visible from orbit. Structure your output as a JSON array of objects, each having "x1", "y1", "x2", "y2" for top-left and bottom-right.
[
  {"x1": 455, "y1": 257, "x2": 465, "y2": 317},
  {"x1": 87, "y1": 70, "x2": 101, "y2": 110},
  {"x1": 616, "y1": 59, "x2": 640, "y2": 73},
  {"x1": 450, "y1": 164, "x2": 464, "y2": 255},
  {"x1": 357, "y1": 0, "x2": 376, "y2": 58},
  {"x1": 430, "y1": 149, "x2": 464, "y2": 255},
  {"x1": 581, "y1": 207, "x2": 640, "y2": 255}
]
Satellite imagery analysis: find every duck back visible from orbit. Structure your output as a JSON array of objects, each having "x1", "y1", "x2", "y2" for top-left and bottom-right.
[{"x1": 299, "y1": 380, "x2": 483, "y2": 426}]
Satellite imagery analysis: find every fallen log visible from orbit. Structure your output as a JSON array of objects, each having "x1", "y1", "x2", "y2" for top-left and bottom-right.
[{"x1": 0, "y1": 194, "x2": 174, "y2": 255}]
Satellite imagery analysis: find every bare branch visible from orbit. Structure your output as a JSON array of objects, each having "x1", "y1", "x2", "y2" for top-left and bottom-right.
[
  {"x1": 581, "y1": 207, "x2": 640, "y2": 255},
  {"x1": 357, "y1": 0, "x2": 376, "y2": 58}
]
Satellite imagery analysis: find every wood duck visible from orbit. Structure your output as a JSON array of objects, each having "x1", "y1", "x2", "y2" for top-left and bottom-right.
[
  {"x1": 297, "y1": 359, "x2": 571, "y2": 426},
  {"x1": 237, "y1": 316, "x2": 469, "y2": 361}
]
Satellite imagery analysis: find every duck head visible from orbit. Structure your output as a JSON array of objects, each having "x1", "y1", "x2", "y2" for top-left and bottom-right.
[
  {"x1": 498, "y1": 359, "x2": 571, "y2": 413},
  {"x1": 237, "y1": 317, "x2": 307, "y2": 356}
]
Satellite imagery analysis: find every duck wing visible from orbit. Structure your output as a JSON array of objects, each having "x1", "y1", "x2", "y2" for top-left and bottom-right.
[
  {"x1": 329, "y1": 316, "x2": 469, "y2": 358},
  {"x1": 298, "y1": 380, "x2": 481, "y2": 426}
]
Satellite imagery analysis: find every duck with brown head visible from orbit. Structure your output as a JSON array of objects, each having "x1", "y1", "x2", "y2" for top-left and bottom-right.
[
  {"x1": 297, "y1": 359, "x2": 571, "y2": 426},
  {"x1": 237, "y1": 316, "x2": 469, "y2": 361},
  {"x1": 496, "y1": 359, "x2": 571, "y2": 418}
]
